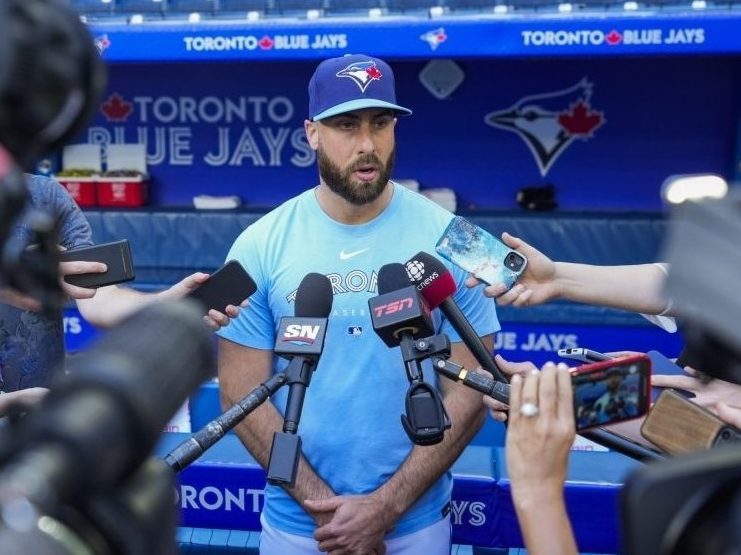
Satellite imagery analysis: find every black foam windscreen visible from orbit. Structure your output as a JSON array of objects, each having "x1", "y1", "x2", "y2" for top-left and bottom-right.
[
  {"x1": 0, "y1": 0, "x2": 106, "y2": 165},
  {"x1": 294, "y1": 272, "x2": 333, "y2": 318},
  {"x1": 378, "y1": 263, "x2": 412, "y2": 294}
]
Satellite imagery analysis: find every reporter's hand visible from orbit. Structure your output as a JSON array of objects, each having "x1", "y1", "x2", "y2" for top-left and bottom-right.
[
  {"x1": 482, "y1": 354, "x2": 539, "y2": 422},
  {"x1": 506, "y1": 362, "x2": 574, "y2": 491},
  {"x1": 716, "y1": 402, "x2": 741, "y2": 428},
  {"x1": 652, "y1": 366, "x2": 741, "y2": 411},
  {"x1": 158, "y1": 272, "x2": 245, "y2": 331},
  {"x1": 0, "y1": 288, "x2": 41, "y2": 311},
  {"x1": 465, "y1": 233, "x2": 559, "y2": 307},
  {"x1": 59, "y1": 259, "x2": 106, "y2": 300}
]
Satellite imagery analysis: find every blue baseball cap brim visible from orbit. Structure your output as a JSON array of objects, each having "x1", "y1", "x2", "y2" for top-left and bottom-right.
[{"x1": 312, "y1": 99, "x2": 413, "y2": 121}]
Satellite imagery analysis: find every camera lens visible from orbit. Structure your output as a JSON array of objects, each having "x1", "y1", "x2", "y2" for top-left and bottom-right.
[{"x1": 506, "y1": 253, "x2": 524, "y2": 271}]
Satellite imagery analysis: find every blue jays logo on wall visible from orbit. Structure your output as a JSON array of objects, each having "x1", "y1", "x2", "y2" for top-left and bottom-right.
[
  {"x1": 336, "y1": 61, "x2": 383, "y2": 92},
  {"x1": 485, "y1": 78, "x2": 605, "y2": 176},
  {"x1": 420, "y1": 28, "x2": 447, "y2": 51}
]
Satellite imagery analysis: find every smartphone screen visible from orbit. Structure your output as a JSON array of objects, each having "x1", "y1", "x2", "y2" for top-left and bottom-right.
[
  {"x1": 435, "y1": 216, "x2": 526, "y2": 289},
  {"x1": 571, "y1": 355, "x2": 651, "y2": 431}
]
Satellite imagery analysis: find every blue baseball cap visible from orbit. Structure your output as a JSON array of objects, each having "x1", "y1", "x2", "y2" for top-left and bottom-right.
[{"x1": 308, "y1": 54, "x2": 412, "y2": 121}]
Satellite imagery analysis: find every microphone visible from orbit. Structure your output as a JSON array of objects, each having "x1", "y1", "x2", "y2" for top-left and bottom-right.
[
  {"x1": 0, "y1": 300, "x2": 213, "y2": 513},
  {"x1": 266, "y1": 272, "x2": 332, "y2": 486},
  {"x1": 369, "y1": 263, "x2": 450, "y2": 445},
  {"x1": 405, "y1": 251, "x2": 507, "y2": 383}
]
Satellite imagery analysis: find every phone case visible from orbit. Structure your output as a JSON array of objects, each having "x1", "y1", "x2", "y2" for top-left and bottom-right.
[
  {"x1": 60, "y1": 239, "x2": 135, "y2": 288},
  {"x1": 570, "y1": 355, "x2": 651, "y2": 431},
  {"x1": 187, "y1": 260, "x2": 257, "y2": 312},
  {"x1": 435, "y1": 216, "x2": 527, "y2": 288},
  {"x1": 641, "y1": 389, "x2": 726, "y2": 455}
]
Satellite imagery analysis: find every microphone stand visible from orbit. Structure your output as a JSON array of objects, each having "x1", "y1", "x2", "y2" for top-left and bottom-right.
[
  {"x1": 422, "y1": 334, "x2": 664, "y2": 463},
  {"x1": 164, "y1": 373, "x2": 288, "y2": 473}
]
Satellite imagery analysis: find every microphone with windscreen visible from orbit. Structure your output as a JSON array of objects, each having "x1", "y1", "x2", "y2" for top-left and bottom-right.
[
  {"x1": 266, "y1": 273, "x2": 332, "y2": 486},
  {"x1": 369, "y1": 263, "x2": 450, "y2": 445},
  {"x1": 405, "y1": 251, "x2": 507, "y2": 383}
]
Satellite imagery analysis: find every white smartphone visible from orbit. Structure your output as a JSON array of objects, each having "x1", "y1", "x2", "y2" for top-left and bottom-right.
[{"x1": 558, "y1": 347, "x2": 614, "y2": 363}]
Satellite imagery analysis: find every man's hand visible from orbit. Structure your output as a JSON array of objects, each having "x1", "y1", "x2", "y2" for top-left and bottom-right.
[
  {"x1": 59, "y1": 259, "x2": 106, "y2": 300},
  {"x1": 0, "y1": 387, "x2": 49, "y2": 417},
  {"x1": 305, "y1": 494, "x2": 394, "y2": 554},
  {"x1": 465, "y1": 232, "x2": 559, "y2": 307},
  {"x1": 158, "y1": 272, "x2": 244, "y2": 331},
  {"x1": 483, "y1": 354, "x2": 539, "y2": 422},
  {"x1": 0, "y1": 288, "x2": 42, "y2": 311},
  {"x1": 652, "y1": 366, "x2": 741, "y2": 412}
]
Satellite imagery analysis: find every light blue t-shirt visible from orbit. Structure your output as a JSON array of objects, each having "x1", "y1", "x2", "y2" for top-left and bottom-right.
[{"x1": 218, "y1": 182, "x2": 499, "y2": 538}]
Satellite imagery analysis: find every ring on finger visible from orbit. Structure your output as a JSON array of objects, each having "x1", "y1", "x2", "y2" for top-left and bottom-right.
[{"x1": 519, "y1": 402, "x2": 540, "y2": 417}]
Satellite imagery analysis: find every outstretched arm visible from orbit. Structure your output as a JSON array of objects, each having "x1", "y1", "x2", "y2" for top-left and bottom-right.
[{"x1": 467, "y1": 232, "x2": 670, "y2": 315}]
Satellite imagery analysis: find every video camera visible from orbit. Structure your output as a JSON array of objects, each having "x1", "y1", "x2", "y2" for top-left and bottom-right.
[
  {"x1": 0, "y1": 2, "x2": 208, "y2": 554},
  {"x1": 622, "y1": 188, "x2": 741, "y2": 555},
  {"x1": 0, "y1": 0, "x2": 105, "y2": 309}
]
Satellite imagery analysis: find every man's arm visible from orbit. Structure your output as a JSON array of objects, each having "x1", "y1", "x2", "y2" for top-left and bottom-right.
[
  {"x1": 217, "y1": 337, "x2": 336, "y2": 522},
  {"x1": 307, "y1": 335, "x2": 492, "y2": 553}
]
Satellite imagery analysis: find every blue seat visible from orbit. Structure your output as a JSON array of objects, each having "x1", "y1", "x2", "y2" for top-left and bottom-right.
[
  {"x1": 68, "y1": 0, "x2": 116, "y2": 14},
  {"x1": 169, "y1": 0, "x2": 219, "y2": 13},
  {"x1": 218, "y1": 0, "x2": 268, "y2": 12},
  {"x1": 116, "y1": 0, "x2": 168, "y2": 13},
  {"x1": 270, "y1": 0, "x2": 326, "y2": 14}
]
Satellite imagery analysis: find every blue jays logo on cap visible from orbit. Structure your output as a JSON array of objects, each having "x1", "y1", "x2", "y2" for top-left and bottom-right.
[
  {"x1": 308, "y1": 54, "x2": 413, "y2": 121},
  {"x1": 336, "y1": 61, "x2": 383, "y2": 92}
]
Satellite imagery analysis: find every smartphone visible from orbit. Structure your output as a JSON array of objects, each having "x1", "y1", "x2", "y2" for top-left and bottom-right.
[
  {"x1": 435, "y1": 216, "x2": 527, "y2": 288},
  {"x1": 646, "y1": 349, "x2": 694, "y2": 402},
  {"x1": 559, "y1": 347, "x2": 613, "y2": 363},
  {"x1": 60, "y1": 239, "x2": 135, "y2": 288},
  {"x1": 571, "y1": 354, "x2": 651, "y2": 431},
  {"x1": 187, "y1": 260, "x2": 257, "y2": 312},
  {"x1": 641, "y1": 389, "x2": 741, "y2": 455}
]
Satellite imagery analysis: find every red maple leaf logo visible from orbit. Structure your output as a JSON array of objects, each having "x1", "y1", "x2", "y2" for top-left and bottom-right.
[
  {"x1": 100, "y1": 93, "x2": 133, "y2": 122},
  {"x1": 605, "y1": 30, "x2": 622, "y2": 45},
  {"x1": 259, "y1": 35, "x2": 274, "y2": 49},
  {"x1": 558, "y1": 100, "x2": 605, "y2": 138},
  {"x1": 366, "y1": 65, "x2": 382, "y2": 80}
]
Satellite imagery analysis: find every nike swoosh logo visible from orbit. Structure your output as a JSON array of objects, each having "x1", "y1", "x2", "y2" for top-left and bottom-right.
[{"x1": 339, "y1": 248, "x2": 369, "y2": 260}]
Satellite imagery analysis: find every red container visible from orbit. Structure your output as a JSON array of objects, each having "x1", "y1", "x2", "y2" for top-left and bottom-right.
[
  {"x1": 58, "y1": 178, "x2": 97, "y2": 207},
  {"x1": 97, "y1": 177, "x2": 148, "y2": 207}
]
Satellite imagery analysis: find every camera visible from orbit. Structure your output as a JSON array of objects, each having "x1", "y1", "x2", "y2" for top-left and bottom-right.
[
  {"x1": 622, "y1": 189, "x2": 741, "y2": 555},
  {"x1": 505, "y1": 252, "x2": 525, "y2": 272}
]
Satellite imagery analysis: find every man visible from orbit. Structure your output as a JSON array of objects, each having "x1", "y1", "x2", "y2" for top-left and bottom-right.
[
  {"x1": 217, "y1": 54, "x2": 501, "y2": 554},
  {"x1": 0, "y1": 173, "x2": 238, "y2": 394}
]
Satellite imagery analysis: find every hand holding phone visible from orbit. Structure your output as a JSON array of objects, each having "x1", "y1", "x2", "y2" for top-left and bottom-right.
[
  {"x1": 59, "y1": 239, "x2": 135, "y2": 289},
  {"x1": 187, "y1": 260, "x2": 257, "y2": 313},
  {"x1": 436, "y1": 216, "x2": 527, "y2": 289},
  {"x1": 641, "y1": 389, "x2": 741, "y2": 454},
  {"x1": 571, "y1": 355, "x2": 652, "y2": 431}
]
